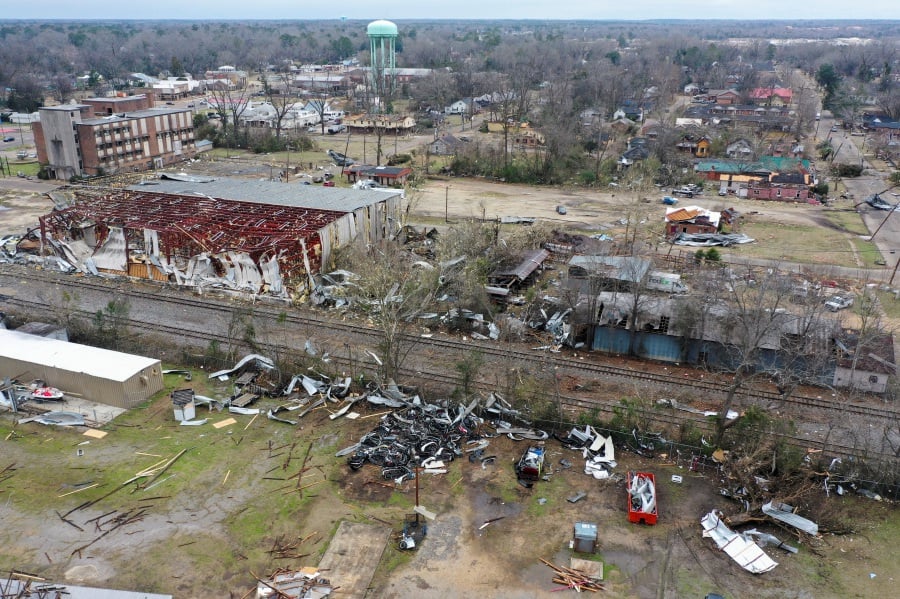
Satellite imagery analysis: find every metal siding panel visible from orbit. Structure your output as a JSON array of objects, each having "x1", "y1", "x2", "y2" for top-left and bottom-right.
[
  {"x1": 591, "y1": 327, "x2": 632, "y2": 354},
  {"x1": 635, "y1": 332, "x2": 683, "y2": 362}
]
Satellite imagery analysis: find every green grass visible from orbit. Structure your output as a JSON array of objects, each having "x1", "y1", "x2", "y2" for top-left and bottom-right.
[
  {"x1": 875, "y1": 289, "x2": 900, "y2": 318},
  {"x1": 851, "y1": 237, "x2": 885, "y2": 267},
  {"x1": 729, "y1": 221, "x2": 866, "y2": 268},
  {"x1": 8, "y1": 161, "x2": 41, "y2": 176},
  {"x1": 377, "y1": 542, "x2": 415, "y2": 574},
  {"x1": 823, "y1": 209, "x2": 870, "y2": 235}
]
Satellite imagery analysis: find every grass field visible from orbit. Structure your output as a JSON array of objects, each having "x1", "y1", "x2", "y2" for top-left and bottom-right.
[{"x1": 729, "y1": 221, "x2": 870, "y2": 267}]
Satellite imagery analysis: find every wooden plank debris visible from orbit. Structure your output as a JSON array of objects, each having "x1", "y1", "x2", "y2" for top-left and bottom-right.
[{"x1": 541, "y1": 557, "x2": 604, "y2": 592}]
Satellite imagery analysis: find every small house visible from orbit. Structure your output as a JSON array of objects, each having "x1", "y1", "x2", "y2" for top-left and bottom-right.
[
  {"x1": 444, "y1": 99, "x2": 472, "y2": 115},
  {"x1": 427, "y1": 134, "x2": 465, "y2": 156},
  {"x1": 664, "y1": 206, "x2": 721, "y2": 238},
  {"x1": 833, "y1": 331, "x2": 895, "y2": 394},
  {"x1": 726, "y1": 139, "x2": 755, "y2": 160},
  {"x1": 676, "y1": 134, "x2": 711, "y2": 157}
]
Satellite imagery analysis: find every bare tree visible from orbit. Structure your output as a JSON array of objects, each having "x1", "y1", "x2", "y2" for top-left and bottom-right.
[
  {"x1": 339, "y1": 241, "x2": 437, "y2": 383},
  {"x1": 709, "y1": 265, "x2": 833, "y2": 443},
  {"x1": 261, "y1": 71, "x2": 297, "y2": 140},
  {"x1": 208, "y1": 84, "x2": 251, "y2": 149}
]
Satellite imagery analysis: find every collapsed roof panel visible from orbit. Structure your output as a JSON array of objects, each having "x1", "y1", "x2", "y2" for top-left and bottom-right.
[{"x1": 37, "y1": 184, "x2": 400, "y2": 296}]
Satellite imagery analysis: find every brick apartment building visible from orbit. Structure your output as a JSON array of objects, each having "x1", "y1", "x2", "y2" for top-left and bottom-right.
[{"x1": 33, "y1": 100, "x2": 196, "y2": 179}]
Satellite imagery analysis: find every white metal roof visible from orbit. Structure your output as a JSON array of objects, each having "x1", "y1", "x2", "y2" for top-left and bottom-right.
[
  {"x1": 0, "y1": 329, "x2": 160, "y2": 383},
  {"x1": 129, "y1": 177, "x2": 402, "y2": 212}
]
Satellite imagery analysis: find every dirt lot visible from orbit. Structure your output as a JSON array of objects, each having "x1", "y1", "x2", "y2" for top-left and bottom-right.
[{"x1": 0, "y1": 372, "x2": 897, "y2": 599}]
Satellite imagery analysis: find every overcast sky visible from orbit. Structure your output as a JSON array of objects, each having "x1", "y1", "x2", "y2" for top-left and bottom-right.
[{"x1": 4, "y1": 1, "x2": 899, "y2": 21}]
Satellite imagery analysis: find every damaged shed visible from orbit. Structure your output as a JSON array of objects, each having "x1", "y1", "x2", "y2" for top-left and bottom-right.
[
  {"x1": 37, "y1": 179, "x2": 403, "y2": 297},
  {"x1": 0, "y1": 329, "x2": 163, "y2": 409}
]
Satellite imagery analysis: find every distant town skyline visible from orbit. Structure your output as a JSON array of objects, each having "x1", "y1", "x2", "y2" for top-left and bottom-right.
[{"x1": 3, "y1": 1, "x2": 899, "y2": 21}]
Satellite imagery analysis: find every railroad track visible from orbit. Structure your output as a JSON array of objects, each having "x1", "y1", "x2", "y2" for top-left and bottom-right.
[
  {"x1": 2, "y1": 265, "x2": 898, "y2": 463},
  {"x1": 2, "y1": 265, "x2": 896, "y2": 422}
]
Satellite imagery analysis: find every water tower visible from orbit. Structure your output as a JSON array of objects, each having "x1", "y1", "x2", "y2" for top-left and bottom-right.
[{"x1": 367, "y1": 19, "x2": 398, "y2": 113}]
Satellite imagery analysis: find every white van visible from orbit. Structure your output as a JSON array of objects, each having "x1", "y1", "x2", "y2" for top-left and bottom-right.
[{"x1": 647, "y1": 272, "x2": 688, "y2": 293}]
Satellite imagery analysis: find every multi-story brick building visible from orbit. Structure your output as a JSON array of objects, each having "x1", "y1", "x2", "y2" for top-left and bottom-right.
[{"x1": 33, "y1": 104, "x2": 196, "y2": 179}]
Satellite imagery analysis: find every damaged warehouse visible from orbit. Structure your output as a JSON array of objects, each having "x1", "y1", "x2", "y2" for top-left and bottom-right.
[{"x1": 35, "y1": 178, "x2": 404, "y2": 298}]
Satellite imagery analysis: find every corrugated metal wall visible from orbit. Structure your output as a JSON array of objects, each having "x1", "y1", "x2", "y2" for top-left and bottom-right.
[{"x1": 0, "y1": 357, "x2": 163, "y2": 409}]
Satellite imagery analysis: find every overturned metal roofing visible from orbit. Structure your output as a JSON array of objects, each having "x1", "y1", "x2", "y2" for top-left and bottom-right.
[
  {"x1": 700, "y1": 510, "x2": 778, "y2": 574},
  {"x1": 490, "y1": 249, "x2": 550, "y2": 283}
]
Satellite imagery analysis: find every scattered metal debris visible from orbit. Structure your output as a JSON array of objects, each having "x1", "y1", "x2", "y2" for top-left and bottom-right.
[
  {"x1": 673, "y1": 232, "x2": 755, "y2": 246},
  {"x1": 515, "y1": 446, "x2": 545, "y2": 482},
  {"x1": 761, "y1": 501, "x2": 819, "y2": 535},
  {"x1": 627, "y1": 472, "x2": 658, "y2": 525},
  {"x1": 700, "y1": 510, "x2": 778, "y2": 573},
  {"x1": 18, "y1": 411, "x2": 85, "y2": 427},
  {"x1": 744, "y1": 529, "x2": 798, "y2": 554},
  {"x1": 208, "y1": 354, "x2": 276, "y2": 381},
  {"x1": 255, "y1": 567, "x2": 333, "y2": 598}
]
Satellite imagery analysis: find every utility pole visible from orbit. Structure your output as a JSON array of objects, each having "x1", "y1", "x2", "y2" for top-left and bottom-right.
[{"x1": 285, "y1": 143, "x2": 290, "y2": 182}]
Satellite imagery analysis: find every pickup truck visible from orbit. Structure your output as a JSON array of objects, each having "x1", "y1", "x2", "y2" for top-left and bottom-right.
[
  {"x1": 824, "y1": 295, "x2": 853, "y2": 311},
  {"x1": 672, "y1": 185, "x2": 701, "y2": 198}
]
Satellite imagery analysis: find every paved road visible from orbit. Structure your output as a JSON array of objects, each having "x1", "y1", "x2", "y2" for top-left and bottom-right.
[{"x1": 814, "y1": 111, "x2": 900, "y2": 274}]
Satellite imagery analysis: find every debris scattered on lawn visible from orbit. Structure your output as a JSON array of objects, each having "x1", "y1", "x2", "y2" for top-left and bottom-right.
[
  {"x1": 700, "y1": 509, "x2": 778, "y2": 573},
  {"x1": 761, "y1": 501, "x2": 819, "y2": 536},
  {"x1": 208, "y1": 353, "x2": 275, "y2": 381},
  {"x1": 540, "y1": 558, "x2": 605, "y2": 592},
  {"x1": 744, "y1": 529, "x2": 798, "y2": 554},
  {"x1": 254, "y1": 566, "x2": 333, "y2": 598},
  {"x1": 478, "y1": 516, "x2": 505, "y2": 530},
  {"x1": 17, "y1": 411, "x2": 85, "y2": 427}
]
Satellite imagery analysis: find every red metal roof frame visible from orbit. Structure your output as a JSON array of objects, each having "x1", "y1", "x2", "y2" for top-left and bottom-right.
[{"x1": 40, "y1": 189, "x2": 348, "y2": 281}]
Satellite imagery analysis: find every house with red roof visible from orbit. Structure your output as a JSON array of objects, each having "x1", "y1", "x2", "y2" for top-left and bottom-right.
[{"x1": 749, "y1": 87, "x2": 793, "y2": 107}]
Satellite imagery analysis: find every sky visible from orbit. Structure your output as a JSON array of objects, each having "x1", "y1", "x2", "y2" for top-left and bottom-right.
[{"x1": 3, "y1": 1, "x2": 899, "y2": 21}]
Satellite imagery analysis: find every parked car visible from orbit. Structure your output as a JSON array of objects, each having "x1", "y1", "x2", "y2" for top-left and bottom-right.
[
  {"x1": 824, "y1": 295, "x2": 854, "y2": 311},
  {"x1": 2, "y1": 136, "x2": 14, "y2": 142},
  {"x1": 556, "y1": 205, "x2": 567, "y2": 215},
  {"x1": 323, "y1": 181, "x2": 335, "y2": 187}
]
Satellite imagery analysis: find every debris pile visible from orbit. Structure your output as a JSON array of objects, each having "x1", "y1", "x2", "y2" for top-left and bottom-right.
[
  {"x1": 339, "y1": 391, "x2": 544, "y2": 483},
  {"x1": 540, "y1": 558, "x2": 605, "y2": 592},
  {"x1": 627, "y1": 471, "x2": 658, "y2": 525},
  {"x1": 255, "y1": 567, "x2": 333, "y2": 598},
  {"x1": 555, "y1": 425, "x2": 617, "y2": 479}
]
